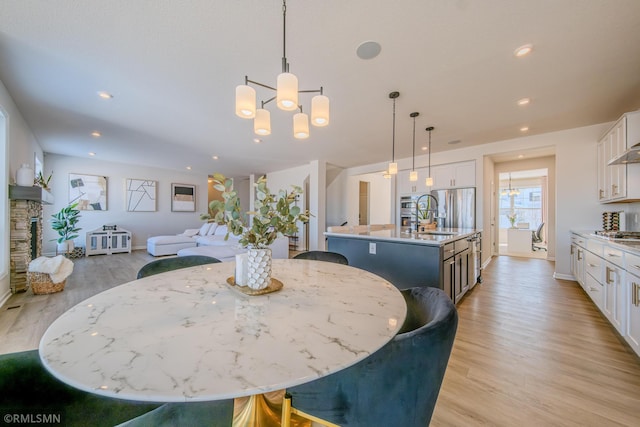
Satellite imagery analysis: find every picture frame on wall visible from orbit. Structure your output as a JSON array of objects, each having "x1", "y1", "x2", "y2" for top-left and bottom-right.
[
  {"x1": 69, "y1": 173, "x2": 108, "y2": 211},
  {"x1": 126, "y1": 178, "x2": 157, "y2": 212},
  {"x1": 171, "y1": 183, "x2": 196, "y2": 212}
]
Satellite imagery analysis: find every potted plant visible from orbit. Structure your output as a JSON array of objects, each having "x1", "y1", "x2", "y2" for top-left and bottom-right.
[
  {"x1": 203, "y1": 173, "x2": 309, "y2": 290},
  {"x1": 35, "y1": 171, "x2": 52, "y2": 191},
  {"x1": 51, "y1": 202, "x2": 82, "y2": 254}
]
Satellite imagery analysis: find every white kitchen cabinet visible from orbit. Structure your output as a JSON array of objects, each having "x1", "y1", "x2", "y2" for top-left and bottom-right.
[
  {"x1": 432, "y1": 161, "x2": 475, "y2": 189},
  {"x1": 396, "y1": 167, "x2": 430, "y2": 195},
  {"x1": 86, "y1": 227, "x2": 132, "y2": 256},
  {"x1": 603, "y1": 260, "x2": 625, "y2": 334},
  {"x1": 598, "y1": 110, "x2": 640, "y2": 203},
  {"x1": 625, "y1": 271, "x2": 640, "y2": 355}
]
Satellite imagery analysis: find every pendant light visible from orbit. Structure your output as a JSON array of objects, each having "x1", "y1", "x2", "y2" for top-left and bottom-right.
[
  {"x1": 409, "y1": 112, "x2": 419, "y2": 181},
  {"x1": 388, "y1": 91, "x2": 400, "y2": 175},
  {"x1": 425, "y1": 126, "x2": 434, "y2": 187},
  {"x1": 235, "y1": 0, "x2": 328, "y2": 139}
]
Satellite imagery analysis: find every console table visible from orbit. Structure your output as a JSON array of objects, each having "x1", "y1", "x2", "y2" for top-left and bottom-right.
[{"x1": 85, "y1": 226, "x2": 132, "y2": 256}]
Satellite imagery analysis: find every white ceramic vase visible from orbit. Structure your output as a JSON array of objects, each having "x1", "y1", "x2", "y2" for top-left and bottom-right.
[
  {"x1": 246, "y1": 248, "x2": 272, "y2": 290},
  {"x1": 16, "y1": 163, "x2": 34, "y2": 186}
]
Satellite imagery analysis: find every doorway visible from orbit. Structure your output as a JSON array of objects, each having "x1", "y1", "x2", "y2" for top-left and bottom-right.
[{"x1": 498, "y1": 169, "x2": 548, "y2": 259}]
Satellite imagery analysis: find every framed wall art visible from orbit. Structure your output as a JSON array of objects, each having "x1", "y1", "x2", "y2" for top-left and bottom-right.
[
  {"x1": 126, "y1": 179, "x2": 157, "y2": 212},
  {"x1": 69, "y1": 173, "x2": 108, "y2": 211},
  {"x1": 171, "y1": 183, "x2": 196, "y2": 212}
]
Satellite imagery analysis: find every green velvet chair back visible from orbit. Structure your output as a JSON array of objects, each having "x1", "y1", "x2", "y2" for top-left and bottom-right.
[
  {"x1": 136, "y1": 255, "x2": 221, "y2": 279},
  {"x1": 285, "y1": 286, "x2": 458, "y2": 426},
  {"x1": 293, "y1": 251, "x2": 348, "y2": 265}
]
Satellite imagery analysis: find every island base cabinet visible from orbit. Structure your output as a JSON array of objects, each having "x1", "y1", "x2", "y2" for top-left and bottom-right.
[
  {"x1": 626, "y1": 273, "x2": 640, "y2": 355},
  {"x1": 327, "y1": 237, "x2": 441, "y2": 290}
]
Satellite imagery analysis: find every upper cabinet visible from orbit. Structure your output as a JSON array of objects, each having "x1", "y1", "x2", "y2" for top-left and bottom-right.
[
  {"x1": 598, "y1": 111, "x2": 640, "y2": 203},
  {"x1": 432, "y1": 161, "x2": 476, "y2": 190},
  {"x1": 397, "y1": 167, "x2": 430, "y2": 195}
]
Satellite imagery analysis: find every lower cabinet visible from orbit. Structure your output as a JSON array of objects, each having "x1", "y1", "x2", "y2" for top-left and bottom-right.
[
  {"x1": 625, "y1": 272, "x2": 640, "y2": 355},
  {"x1": 603, "y1": 260, "x2": 625, "y2": 334}
]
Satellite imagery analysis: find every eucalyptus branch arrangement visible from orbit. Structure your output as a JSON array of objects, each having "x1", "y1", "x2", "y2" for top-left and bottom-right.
[{"x1": 201, "y1": 174, "x2": 310, "y2": 249}]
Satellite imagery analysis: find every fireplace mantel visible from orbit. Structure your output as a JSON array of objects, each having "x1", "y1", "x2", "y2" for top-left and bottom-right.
[{"x1": 8, "y1": 185, "x2": 54, "y2": 204}]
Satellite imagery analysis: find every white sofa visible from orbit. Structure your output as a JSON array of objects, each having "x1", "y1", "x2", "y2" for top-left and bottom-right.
[{"x1": 147, "y1": 222, "x2": 289, "y2": 261}]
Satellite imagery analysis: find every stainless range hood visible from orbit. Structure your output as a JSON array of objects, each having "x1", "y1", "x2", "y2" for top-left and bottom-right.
[{"x1": 608, "y1": 142, "x2": 640, "y2": 165}]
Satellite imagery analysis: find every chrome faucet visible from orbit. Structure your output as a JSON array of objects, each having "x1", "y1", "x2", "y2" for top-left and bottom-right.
[{"x1": 415, "y1": 193, "x2": 439, "y2": 232}]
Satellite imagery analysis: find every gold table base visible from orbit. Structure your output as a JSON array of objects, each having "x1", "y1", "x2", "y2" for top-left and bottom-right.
[{"x1": 233, "y1": 390, "x2": 311, "y2": 427}]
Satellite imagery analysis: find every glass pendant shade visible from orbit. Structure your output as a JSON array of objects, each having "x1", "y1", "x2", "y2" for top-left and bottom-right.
[
  {"x1": 425, "y1": 176, "x2": 434, "y2": 187},
  {"x1": 277, "y1": 72, "x2": 299, "y2": 111},
  {"x1": 235, "y1": 85, "x2": 256, "y2": 118},
  {"x1": 388, "y1": 162, "x2": 398, "y2": 175},
  {"x1": 311, "y1": 95, "x2": 330, "y2": 126},
  {"x1": 254, "y1": 109, "x2": 271, "y2": 135},
  {"x1": 410, "y1": 170, "x2": 418, "y2": 181},
  {"x1": 293, "y1": 112, "x2": 309, "y2": 139}
]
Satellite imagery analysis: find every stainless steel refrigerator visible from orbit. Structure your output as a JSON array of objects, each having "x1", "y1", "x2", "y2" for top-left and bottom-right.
[{"x1": 431, "y1": 187, "x2": 476, "y2": 229}]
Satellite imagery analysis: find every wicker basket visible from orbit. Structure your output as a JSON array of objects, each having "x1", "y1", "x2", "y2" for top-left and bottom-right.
[{"x1": 28, "y1": 272, "x2": 66, "y2": 294}]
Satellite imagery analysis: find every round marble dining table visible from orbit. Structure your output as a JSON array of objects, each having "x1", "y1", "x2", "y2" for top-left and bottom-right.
[{"x1": 39, "y1": 259, "x2": 407, "y2": 406}]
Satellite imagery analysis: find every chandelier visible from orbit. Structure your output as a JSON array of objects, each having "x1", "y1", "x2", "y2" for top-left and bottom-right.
[
  {"x1": 235, "y1": 0, "x2": 329, "y2": 139},
  {"x1": 501, "y1": 173, "x2": 520, "y2": 196}
]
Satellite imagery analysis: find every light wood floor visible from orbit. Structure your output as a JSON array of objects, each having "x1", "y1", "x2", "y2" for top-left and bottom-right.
[{"x1": 1, "y1": 252, "x2": 639, "y2": 426}]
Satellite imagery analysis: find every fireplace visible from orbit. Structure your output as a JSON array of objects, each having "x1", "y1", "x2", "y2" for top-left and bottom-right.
[{"x1": 8, "y1": 185, "x2": 52, "y2": 293}]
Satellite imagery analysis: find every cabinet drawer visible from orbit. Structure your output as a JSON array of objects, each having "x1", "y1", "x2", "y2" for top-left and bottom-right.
[
  {"x1": 626, "y1": 252, "x2": 640, "y2": 278},
  {"x1": 571, "y1": 235, "x2": 586, "y2": 247},
  {"x1": 603, "y1": 247, "x2": 624, "y2": 267},
  {"x1": 585, "y1": 273, "x2": 604, "y2": 311},
  {"x1": 587, "y1": 239, "x2": 604, "y2": 256},
  {"x1": 443, "y1": 243, "x2": 455, "y2": 260},
  {"x1": 585, "y1": 251, "x2": 603, "y2": 282},
  {"x1": 454, "y1": 239, "x2": 469, "y2": 253}
]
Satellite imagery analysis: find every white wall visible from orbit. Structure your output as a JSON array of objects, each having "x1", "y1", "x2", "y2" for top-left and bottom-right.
[
  {"x1": 1, "y1": 78, "x2": 45, "y2": 305},
  {"x1": 42, "y1": 154, "x2": 208, "y2": 254},
  {"x1": 346, "y1": 172, "x2": 391, "y2": 226}
]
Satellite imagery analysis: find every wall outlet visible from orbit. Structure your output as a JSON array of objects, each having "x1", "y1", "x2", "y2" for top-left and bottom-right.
[{"x1": 369, "y1": 242, "x2": 376, "y2": 255}]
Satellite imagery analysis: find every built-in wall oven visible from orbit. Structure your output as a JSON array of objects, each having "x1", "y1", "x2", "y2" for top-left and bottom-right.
[{"x1": 400, "y1": 196, "x2": 417, "y2": 232}]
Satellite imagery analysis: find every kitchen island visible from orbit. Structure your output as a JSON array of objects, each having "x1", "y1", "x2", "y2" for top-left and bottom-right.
[{"x1": 325, "y1": 227, "x2": 481, "y2": 302}]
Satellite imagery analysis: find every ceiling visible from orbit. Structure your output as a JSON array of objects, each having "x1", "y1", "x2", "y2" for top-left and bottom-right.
[{"x1": 1, "y1": 0, "x2": 640, "y2": 179}]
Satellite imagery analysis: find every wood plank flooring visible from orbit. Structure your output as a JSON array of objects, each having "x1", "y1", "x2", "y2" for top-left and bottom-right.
[{"x1": 1, "y1": 252, "x2": 639, "y2": 425}]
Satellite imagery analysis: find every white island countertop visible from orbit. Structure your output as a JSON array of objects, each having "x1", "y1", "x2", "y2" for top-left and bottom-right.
[{"x1": 325, "y1": 228, "x2": 479, "y2": 246}]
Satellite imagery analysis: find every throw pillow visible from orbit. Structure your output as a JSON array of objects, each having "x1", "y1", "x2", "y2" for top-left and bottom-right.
[
  {"x1": 198, "y1": 222, "x2": 212, "y2": 236},
  {"x1": 206, "y1": 223, "x2": 219, "y2": 236}
]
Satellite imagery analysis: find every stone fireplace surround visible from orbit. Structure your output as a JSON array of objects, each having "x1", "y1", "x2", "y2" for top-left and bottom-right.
[{"x1": 8, "y1": 186, "x2": 51, "y2": 293}]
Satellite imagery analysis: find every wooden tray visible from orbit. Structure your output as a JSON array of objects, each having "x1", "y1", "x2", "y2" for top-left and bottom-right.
[{"x1": 226, "y1": 277, "x2": 283, "y2": 295}]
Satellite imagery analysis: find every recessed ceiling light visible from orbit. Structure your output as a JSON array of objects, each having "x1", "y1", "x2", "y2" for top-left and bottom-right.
[
  {"x1": 356, "y1": 41, "x2": 382, "y2": 60},
  {"x1": 520, "y1": 126, "x2": 529, "y2": 132},
  {"x1": 88, "y1": 152, "x2": 96, "y2": 156},
  {"x1": 518, "y1": 154, "x2": 525, "y2": 159},
  {"x1": 421, "y1": 146, "x2": 428, "y2": 151},
  {"x1": 253, "y1": 138, "x2": 263, "y2": 144},
  {"x1": 186, "y1": 166, "x2": 192, "y2": 170},
  {"x1": 97, "y1": 91, "x2": 113, "y2": 99},
  {"x1": 517, "y1": 98, "x2": 531, "y2": 106},
  {"x1": 91, "y1": 131, "x2": 101, "y2": 137},
  {"x1": 514, "y1": 44, "x2": 533, "y2": 57},
  {"x1": 212, "y1": 155, "x2": 219, "y2": 160}
]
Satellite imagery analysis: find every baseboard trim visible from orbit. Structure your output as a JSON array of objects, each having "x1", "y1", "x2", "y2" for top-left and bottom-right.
[
  {"x1": 553, "y1": 272, "x2": 575, "y2": 281},
  {"x1": 0, "y1": 289, "x2": 11, "y2": 309}
]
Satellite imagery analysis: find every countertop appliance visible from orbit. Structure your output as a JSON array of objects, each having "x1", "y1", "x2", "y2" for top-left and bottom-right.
[{"x1": 431, "y1": 187, "x2": 476, "y2": 229}]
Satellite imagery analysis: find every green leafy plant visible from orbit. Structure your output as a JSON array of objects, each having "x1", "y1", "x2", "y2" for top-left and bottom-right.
[
  {"x1": 35, "y1": 171, "x2": 52, "y2": 190},
  {"x1": 202, "y1": 173, "x2": 310, "y2": 249},
  {"x1": 50, "y1": 203, "x2": 82, "y2": 243}
]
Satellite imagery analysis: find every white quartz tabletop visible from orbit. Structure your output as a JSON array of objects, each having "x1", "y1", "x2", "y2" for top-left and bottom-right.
[
  {"x1": 39, "y1": 259, "x2": 407, "y2": 402},
  {"x1": 324, "y1": 228, "x2": 479, "y2": 245}
]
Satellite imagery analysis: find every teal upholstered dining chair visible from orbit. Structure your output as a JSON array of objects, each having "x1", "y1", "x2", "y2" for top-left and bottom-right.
[
  {"x1": 0, "y1": 350, "x2": 162, "y2": 427},
  {"x1": 136, "y1": 255, "x2": 221, "y2": 279},
  {"x1": 292, "y1": 251, "x2": 348, "y2": 265},
  {"x1": 283, "y1": 286, "x2": 458, "y2": 427}
]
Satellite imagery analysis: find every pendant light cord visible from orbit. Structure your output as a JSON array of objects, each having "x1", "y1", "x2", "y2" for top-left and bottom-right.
[
  {"x1": 392, "y1": 98, "x2": 396, "y2": 162},
  {"x1": 282, "y1": 0, "x2": 288, "y2": 73}
]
